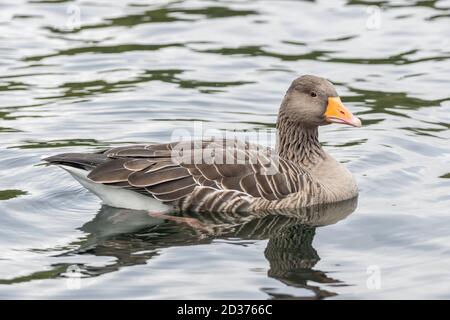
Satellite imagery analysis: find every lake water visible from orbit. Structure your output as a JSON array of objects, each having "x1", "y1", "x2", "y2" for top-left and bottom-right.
[{"x1": 0, "y1": 0, "x2": 449, "y2": 299}]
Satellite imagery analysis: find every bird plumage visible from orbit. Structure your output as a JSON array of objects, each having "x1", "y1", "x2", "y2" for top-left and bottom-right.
[{"x1": 44, "y1": 75, "x2": 361, "y2": 213}]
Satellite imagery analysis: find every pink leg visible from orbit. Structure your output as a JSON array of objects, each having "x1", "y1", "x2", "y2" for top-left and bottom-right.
[{"x1": 147, "y1": 212, "x2": 213, "y2": 233}]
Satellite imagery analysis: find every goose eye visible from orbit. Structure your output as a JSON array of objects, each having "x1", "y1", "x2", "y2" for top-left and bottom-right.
[{"x1": 310, "y1": 92, "x2": 317, "y2": 97}]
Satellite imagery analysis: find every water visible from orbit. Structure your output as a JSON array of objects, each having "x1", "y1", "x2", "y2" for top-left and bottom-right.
[{"x1": 0, "y1": 0, "x2": 449, "y2": 299}]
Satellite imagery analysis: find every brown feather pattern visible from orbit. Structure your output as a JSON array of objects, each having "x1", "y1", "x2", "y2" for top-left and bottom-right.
[{"x1": 46, "y1": 139, "x2": 322, "y2": 212}]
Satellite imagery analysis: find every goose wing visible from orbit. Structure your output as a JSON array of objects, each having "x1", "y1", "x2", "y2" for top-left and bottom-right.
[{"x1": 85, "y1": 139, "x2": 310, "y2": 210}]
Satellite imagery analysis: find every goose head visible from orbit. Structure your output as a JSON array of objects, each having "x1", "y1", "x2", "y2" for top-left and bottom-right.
[{"x1": 279, "y1": 75, "x2": 361, "y2": 128}]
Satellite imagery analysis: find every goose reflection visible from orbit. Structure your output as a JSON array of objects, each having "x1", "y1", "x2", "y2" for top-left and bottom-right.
[{"x1": 73, "y1": 197, "x2": 357, "y2": 299}]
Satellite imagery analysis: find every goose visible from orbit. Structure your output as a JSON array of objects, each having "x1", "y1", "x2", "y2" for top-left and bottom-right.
[{"x1": 44, "y1": 75, "x2": 362, "y2": 213}]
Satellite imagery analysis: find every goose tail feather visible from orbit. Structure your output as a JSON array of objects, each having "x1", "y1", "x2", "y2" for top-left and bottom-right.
[{"x1": 43, "y1": 152, "x2": 108, "y2": 171}]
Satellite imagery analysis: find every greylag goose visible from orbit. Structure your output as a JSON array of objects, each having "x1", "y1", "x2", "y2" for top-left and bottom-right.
[{"x1": 44, "y1": 75, "x2": 362, "y2": 213}]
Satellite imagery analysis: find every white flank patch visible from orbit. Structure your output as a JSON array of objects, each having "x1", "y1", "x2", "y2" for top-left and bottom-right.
[{"x1": 59, "y1": 165, "x2": 172, "y2": 212}]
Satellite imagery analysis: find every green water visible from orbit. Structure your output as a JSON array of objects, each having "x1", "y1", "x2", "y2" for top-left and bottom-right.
[{"x1": 0, "y1": 0, "x2": 449, "y2": 299}]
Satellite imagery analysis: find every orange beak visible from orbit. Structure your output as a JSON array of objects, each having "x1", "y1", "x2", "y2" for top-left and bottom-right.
[{"x1": 324, "y1": 97, "x2": 362, "y2": 127}]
